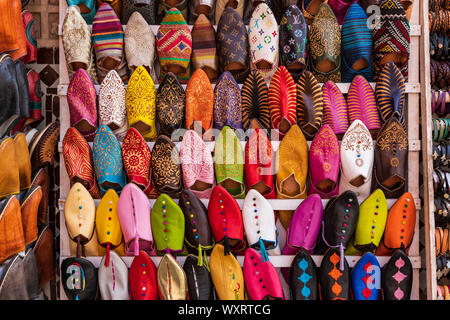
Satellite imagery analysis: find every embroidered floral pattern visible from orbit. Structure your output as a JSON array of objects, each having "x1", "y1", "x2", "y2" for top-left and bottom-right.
[
  {"x1": 151, "y1": 136, "x2": 182, "y2": 195},
  {"x1": 157, "y1": 73, "x2": 185, "y2": 136}
]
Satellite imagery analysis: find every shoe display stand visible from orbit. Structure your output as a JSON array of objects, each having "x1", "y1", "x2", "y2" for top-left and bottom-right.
[{"x1": 57, "y1": 0, "x2": 424, "y2": 300}]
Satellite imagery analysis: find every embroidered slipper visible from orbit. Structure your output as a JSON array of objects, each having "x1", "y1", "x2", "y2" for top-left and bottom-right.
[
  {"x1": 296, "y1": 71, "x2": 323, "y2": 140},
  {"x1": 62, "y1": 127, "x2": 101, "y2": 199},
  {"x1": 215, "y1": 0, "x2": 245, "y2": 23},
  {"x1": 381, "y1": 249, "x2": 413, "y2": 300},
  {"x1": 93, "y1": 125, "x2": 126, "y2": 195},
  {"x1": 98, "y1": 70, "x2": 128, "y2": 141},
  {"x1": 21, "y1": 11, "x2": 37, "y2": 64},
  {"x1": 67, "y1": 0, "x2": 97, "y2": 24},
  {"x1": 375, "y1": 61, "x2": 406, "y2": 128},
  {"x1": 322, "y1": 81, "x2": 349, "y2": 137},
  {"x1": 341, "y1": 3, "x2": 373, "y2": 82},
  {"x1": 189, "y1": 0, "x2": 216, "y2": 24},
  {"x1": 129, "y1": 251, "x2": 158, "y2": 300},
  {"x1": 328, "y1": 0, "x2": 358, "y2": 25},
  {"x1": 268, "y1": 66, "x2": 297, "y2": 138},
  {"x1": 308, "y1": 125, "x2": 340, "y2": 198},
  {"x1": 61, "y1": 257, "x2": 98, "y2": 300},
  {"x1": 29, "y1": 121, "x2": 60, "y2": 172},
  {"x1": 289, "y1": 249, "x2": 319, "y2": 300},
  {"x1": 156, "y1": 8, "x2": 192, "y2": 83},
  {"x1": 318, "y1": 247, "x2": 350, "y2": 300},
  {"x1": 309, "y1": 3, "x2": 341, "y2": 83},
  {"x1": 339, "y1": 120, "x2": 374, "y2": 200},
  {"x1": 92, "y1": 3, "x2": 129, "y2": 84},
  {"x1": 67, "y1": 69, "x2": 97, "y2": 142},
  {"x1": 241, "y1": 70, "x2": 271, "y2": 131},
  {"x1": 180, "y1": 130, "x2": 215, "y2": 198},
  {"x1": 122, "y1": 127, "x2": 152, "y2": 191},
  {"x1": 279, "y1": 5, "x2": 308, "y2": 79},
  {"x1": 347, "y1": 75, "x2": 381, "y2": 137},
  {"x1": 351, "y1": 253, "x2": 381, "y2": 300},
  {"x1": 244, "y1": 129, "x2": 275, "y2": 198},
  {"x1": 191, "y1": 13, "x2": 218, "y2": 82},
  {"x1": 122, "y1": 0, "x2": 156, "y2": 24},
  {"x1": 213, "y1": 126, "x2": 245, "y2": 198},
  {"x1": 276, "y1": 125, "x2": 308, "y2": 228},
  {"x1": 248, "y1": 3, "x2": 279, "y2": 84},
  {"x1": 372, "y1": 0, "x2": 410, "y2": 80},
  {"x1": 126, "y1": 66, "x2": 157, "y2": 141},
  {"x1": 208, "y1": 187, "x2": 245, "y2": 254},
  {"x1": 124, "y1": 11, "x2": 158, "y2": 83},
  {"x1": 217, "y1": 6, "x2": 249, "y2": 83},
  {"x1": 156, "y1": 72, "x2": 185, "y2": 137},
  {"x1": 185, "y1": 69, "x2": 214, "y2": 134},
  {"x1": 156, "y1": 0, "x2": 189, "y2": 23},
  {"x1": 62, "y1": 6, "x2": 98, "y2": 83},
  {"x1": 213, "y1": 72, "x2": 243, "y2": 130},
  {"x1": 374, "y1": 114, "x2": 408, "y2": 198},
  {"x1": 151, "y1": 135, "x2": 183, "y2": 197}
]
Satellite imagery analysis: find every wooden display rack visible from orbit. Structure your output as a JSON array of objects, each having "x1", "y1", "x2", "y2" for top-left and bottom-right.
[{"x1": 57, "y1": 0, "x2": 424, "y2": 299}]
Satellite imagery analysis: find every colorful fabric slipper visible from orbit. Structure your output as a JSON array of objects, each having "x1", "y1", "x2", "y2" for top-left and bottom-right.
[
  {"x1": 191, "y1": 14, "x2": 218, "y2": 82},
  {"x1": 339, "y1": 120, "x2": 374, "y2": 200},
  {"x1": 374, "y1": 114, "x2": 408, "y2": 198},
  {"x1": 124, "y1": 11, "x2": 158, "y2": 83},
  {"x1": 215, "y1": 0, "x2": 245, "y2": 23},
  {"x1": 208, "y1": 186, "x2": 245, "y2": 254},
  {"x1": 276, "y1": 125, "x2": 309, "y2": 228},
  {"x1": 328, "y1": 0, "x2": 358, "y2": 25},
  {"x1": 248, "y1": 3, "x2": 279, "y2": 84},
  {"x1": 61, "y1": 257, "x2": 98, "y2": 300},
  {"x1": 268, "y1": 66, "x2": 297, "y2": 138},
  {"x1": 98, "y1": 251, "x2": 129, "y2": 300},
  {"x1": 279, "y1": 5, "x2": 308, "y2": 79},
  {"x1": 341, "y1": 3, "x2": 373, "y2": 82},
  {"x1": 243, "y1": 248, "x2": 284, "y2": 300},
  {"x1": 244, "y1": 129, "x2": 275, "y2": 198},
  {"x1": 296, "y1": 71, "x2": 323, "y2": 140},
  {"x1": 289, "y1": 249, "x2": 318, "y2": 300},
  {"x1": 372, "y1": 0, "x2": 410, "y2": 80},
  {"x1": 347, "y1": 75, "x2": 381, "y2": 137},
  {"x1": 213, "y1": 126, "x2": 245, "y2": 198},
  {"x1": 98, "y1": 70, "x2": 128, "y2": 141},
  {"x1": 375, "y1": 61, "x2": 406, "y2": 128},
  {"x1": 156, "y1": 72, "x2": 185, "y2": 136},
  {"x1": 122, "y1": 128, "x2": 152, "y2": 191},
  {"x1": 67, "y1": 0, "x2": 96, "y2": 24},
  {"x1": 179, "y1": 130, "x2": 215, "y2": 198},
  {"x1": 217, "y1": 7, "x2": 249, "y2": 83},
  {"x1": 62, "y1": 127, "x2": 101, "y2": 199},
  {"x1": 129, "y1": 251, "x2": 158, "y2": 300},
  {"x1": 21, "y1": 11, "x2": 37, "y2": 64},
  {"x1": 156, "y1": 8, "x2": 192, "y2": 84},
  {"x1": 93, "y1": 125, "x2": 126, "y2": 195},
  {"x1": 183, "y1": 255, "x2": 214, "y2": 300},
  {"x1": 213, "y1": 72, "x2": 242, "y2": 130},
  {"x1": 157, "y1": 253, "x2": 188, "y2": 300},
  {"x1": 151, "y1": 135, "x2": 183, "y2": 197},
  {"x1": 185, "y1": 69, "x2": 214, "y2": 134},
  {"x1": 67, "y1": 69, "x2": 97, "y2": 142},
  {"x1": 62, "y1": 6, "x2": 98, "y2": 83},
  {"x1": 97, "y1": 0, "x2": 122, "y2": 19},
  {"x1": 381, "y1": 249, "x2": 413, "y2": 300},
  {"x1": 126, "y1": 66, "x2": 157, "y2": 141},
  {"x1": 309, "y1": 3, "x2": 341, "y2": 83},
  {"x1": 322, "y1": 81, "x2": 349, "y2": 137},
  {"x1": 241, "y1": 70, "x2": 271, "y2": 131},
  {"x1": 351, "y1": 253, "x2": 381, "y2": 300},
  {"x1": 308, "y1": 125, "x2": 340, "y2": 198},
  {"x1": 122, "y1": 0, "x2": 156, "y2": 24},
  {"x1": 318, "y1": 247, "x2": 350, "y2": 300}
]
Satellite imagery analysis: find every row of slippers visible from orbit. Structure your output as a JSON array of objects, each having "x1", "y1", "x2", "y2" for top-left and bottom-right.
[
  {"x1": 67, "y1": 60, "x2": 407, "y2": 146},
  {"x1": 62, "y1": 114, "x2": 408, "y2": 218},
  {"x1": 63, "y1": 180, "x2": 415, "y2": 280},
  {"x1": 62, "y1": 0, "x2": 411, "y2": 87},
  {"x1": 60, "y1": 248, "x2": 413, "y2": 300},
  {"x1": 435, "y1": 227, "x2": 450, "y2": 280}
]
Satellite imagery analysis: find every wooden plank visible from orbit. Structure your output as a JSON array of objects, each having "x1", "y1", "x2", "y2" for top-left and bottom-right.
[{"x1": 419, "y1": 0, "x2": 437, "y2": 300}]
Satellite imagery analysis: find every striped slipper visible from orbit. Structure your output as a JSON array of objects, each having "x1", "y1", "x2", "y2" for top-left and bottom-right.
[
  {"x1": 92, "y1": 3, "x2": 129, "y2": 84},
  {"x1": 322, "y1": 81, "x2": 349, "y2": 137},
  {"x1": 241, "y1": 70, "x2": 271, "y2": 131},
  {"x1": 347, "y1": 75, "x2": 381, "y2": 138},
  {"x1": 213, "y1": 71, "x2": 243, "y2": 131},
  {"x1": 268, "y1": 66, "x2": 297, "y2": 139},
  {"x1": 191, "y1": 13, "x2": 218, "y2": 82},
  {"x1": 372, "y1": 0, "x2": 410, "y2": 80},
  {"x1": 296, "y1": 71, "x2": 323, "y2": 140},
  {"x1": 375, "y1": 61, "x2": 406, "y2": 128},
  {"x1": 341, "y1": 3, "x2": 373, "y2": 82}
]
